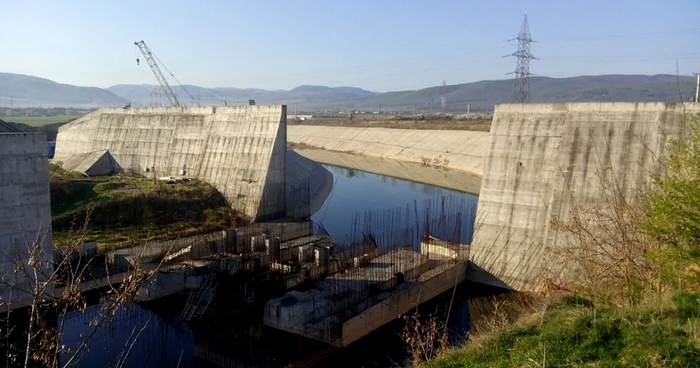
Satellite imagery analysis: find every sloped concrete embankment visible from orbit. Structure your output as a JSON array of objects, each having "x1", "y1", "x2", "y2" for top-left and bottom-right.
[
  {"x1": 54, "y1": 106, "x2": 287, "y2": 220},
  {"x1": 287, "y1": 126, "x2": 489, "y2": 193},
  {"x1": 470, "y1": 102, "x2": 700, "y2": 292},
  {"x1": 286, "y1": 150, "x2": 333, "y2": 216}
]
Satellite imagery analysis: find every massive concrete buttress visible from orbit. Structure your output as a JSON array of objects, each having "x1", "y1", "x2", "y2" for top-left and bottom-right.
[
  {"x1": 470, "y1": 102, "x2": 700, "y2": 292},
  {"x1": 55, "y1": 106, "x2": 287, "y2": 221},
  {"x1": 0, "y1": 133, "x2": 53, "y2": 306}
]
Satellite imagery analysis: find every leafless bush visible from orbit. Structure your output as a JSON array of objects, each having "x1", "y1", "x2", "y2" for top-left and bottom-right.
[
  {"x1": 549, "y1": 168, "x2": 662, "y2": 306},
  {"x1": 401, "y1": 310, "x2": 449, "y2": 366},
  {"x1": 0, "y1": 214, "x2": 156, "y2": 367}
]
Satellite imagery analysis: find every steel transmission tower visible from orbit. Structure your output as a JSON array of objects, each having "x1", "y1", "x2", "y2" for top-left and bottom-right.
[{"x1": 505, "y1": 15, "x2": 537, "y2": 103}]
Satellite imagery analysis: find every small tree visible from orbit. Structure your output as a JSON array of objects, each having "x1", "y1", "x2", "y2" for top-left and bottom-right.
[{"x1": 641, "y1": 113, "x2": 700, "y2": 290}]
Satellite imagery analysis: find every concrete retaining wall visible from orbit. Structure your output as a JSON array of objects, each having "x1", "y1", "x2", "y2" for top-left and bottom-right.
[
  {"x1": 285, "y1": 150, "x2": 333, "y2": 217},
  {"x1": 292, "y1": 148, "x2": 482, "y2": 195},
  {"x1": 0, "y1": 133, "x2": 53, "y2": 306},
  {"x1": 471, "y1": 102, "x2": 700, "y2": 292},
  {"x1": 287, "y1": 126, "x2": 489, "y2": 177},
  {"x1": 55, "y1": 106, "x2": 287, "y2": 220}
]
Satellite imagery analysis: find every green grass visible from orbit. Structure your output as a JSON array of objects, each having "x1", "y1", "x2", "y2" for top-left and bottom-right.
[
  {"x1": 6, "y1": 115, "x2": 82, "y2": 126},
  {"x1": 49, "y1": 164, "x2": 244, "y2": 251},
  {"x1": 425, "y1": 293, "x2": 700, "y2": 368}
]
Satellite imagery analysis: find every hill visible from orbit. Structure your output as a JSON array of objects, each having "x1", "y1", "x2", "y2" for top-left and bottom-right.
[
  {"x1": 0, "y1": 73, "x2": 127, "y2": 108},
  {"x1": 108, "y1": 75, "x2": 695, "y2": 112},
  {"x1": 106, "y1": 84, "x2": 377, "y2": 107},
  {"x1": 342, "y1": 74, "x2": 697, "y2": 112},
  {"x1": 1, "y1": 72, "x2": 695, "y2": 110}
]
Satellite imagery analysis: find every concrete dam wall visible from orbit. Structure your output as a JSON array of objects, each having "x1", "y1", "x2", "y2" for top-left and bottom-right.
[
  {"x1": 0, "y1": 133, "x2": 53, "y2": 303},
  {"x1": 287, "y1": 126, "x2": 490, "y2": 177},
  {"x1": 471, "y1": 102, "x2": 700, "y2": 292},
  {"x1": 55, "y1": 106, "x2": 287, "y2": 220}
]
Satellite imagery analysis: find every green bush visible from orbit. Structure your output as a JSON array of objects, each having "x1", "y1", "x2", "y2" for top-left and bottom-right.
[{"x1": 641, "y1": 113, "x2": 700, "y2": 289}]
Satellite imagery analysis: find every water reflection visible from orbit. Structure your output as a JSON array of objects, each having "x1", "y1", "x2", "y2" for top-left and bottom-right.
[
  {"x1": 312, "y1": 164, "x2": 479, "y2": 246},
  {"x1": 60, "y1": 302, "x2": 194, "y2": 367}
]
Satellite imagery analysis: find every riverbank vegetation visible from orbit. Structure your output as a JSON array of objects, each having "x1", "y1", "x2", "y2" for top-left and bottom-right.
[{"x1": 411, "y1": 114, "x2": 700, "y2": 367}]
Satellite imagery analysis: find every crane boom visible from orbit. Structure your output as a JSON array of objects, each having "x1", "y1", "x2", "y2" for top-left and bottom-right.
[{"x1": 134, "y1": 40, "x2": 181, "y2": 107}]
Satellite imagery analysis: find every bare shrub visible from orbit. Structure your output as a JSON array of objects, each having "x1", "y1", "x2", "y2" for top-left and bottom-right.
[
  {"x1": 549, "y1": 169, "x2": 661, "y2": 305},
  {"x1": 401, "y1": 311, "x2": 449, "y2": 366},
  {"x1": 0, "y1": 215, "x2": 156, "y2": 367},
  {"x1": 549, "y1": 113, "x2": 700, "y2": 305}
]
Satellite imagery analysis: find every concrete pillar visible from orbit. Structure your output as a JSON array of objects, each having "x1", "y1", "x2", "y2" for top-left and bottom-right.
[
  {"x1": 269, "y1": 237, "x2": 281, "y2": 262},
  {"x1": 251, "y1": 235, "x2": 266, "y2": 252},
  {"x1": 225, "y1": 228, "x2": 237, "y2": 253}
]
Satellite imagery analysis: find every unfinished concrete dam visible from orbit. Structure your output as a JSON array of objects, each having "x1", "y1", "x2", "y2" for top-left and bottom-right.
[
  {"x1": 55, "y1": 106, "x2": 294, "y2": 220},
  {"x1": 288, "y1": 102, "x2": 700, "y2": 293},
  {"x1": 4, "y1": 100, "x2": 698, "y2": 366}
]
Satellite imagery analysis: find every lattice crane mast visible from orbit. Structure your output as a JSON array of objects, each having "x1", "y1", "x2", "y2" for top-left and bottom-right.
[{"x1": 134, "y1": 40, "x2": 181, "y2": 107}]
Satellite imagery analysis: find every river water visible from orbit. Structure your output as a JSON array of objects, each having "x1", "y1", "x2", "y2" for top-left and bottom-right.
[{"x1": 60, "y1": 163, "x2": 479, "y2": 367}]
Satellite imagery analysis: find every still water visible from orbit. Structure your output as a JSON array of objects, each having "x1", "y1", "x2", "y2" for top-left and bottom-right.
[
  {"x1": 311, "y1": 165, "x2": 478, "y2": 247},
  {"x1": 61, "y1": 163, "x2": 479, "y2": 367}
]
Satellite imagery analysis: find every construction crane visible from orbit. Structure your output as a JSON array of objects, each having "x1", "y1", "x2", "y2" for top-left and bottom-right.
[{"x1": 134, "y1": 40, "x2": 199, "y2": 107}]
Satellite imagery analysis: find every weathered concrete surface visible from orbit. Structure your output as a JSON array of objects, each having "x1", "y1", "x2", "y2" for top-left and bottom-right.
[
  {"x1": 285, "y1": 150, "x2": 333, "y2": 217},
  {"x1": 0, "y1": 133, "x2": 53, "y2": 306},
  {"x1": 292, "y1": 148, "x2": 482, "y2": 195},
  {"x1": 287, "y1": 126, "x2": 489, "y2": 177},
  {"x1": 471, "y1": 102, "x2": 700, "y2": 292},
  {"x1": 60, "y1": 149, "x2": 119, "y2": 176},
  {"x1": 55, "y1": 106, "x2": 287, "y2": 220}
]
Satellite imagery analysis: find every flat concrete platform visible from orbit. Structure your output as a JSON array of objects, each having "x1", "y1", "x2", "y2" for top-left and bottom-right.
[{"x1": 264, "y1": 238, "x2": 470, "y2": 347}]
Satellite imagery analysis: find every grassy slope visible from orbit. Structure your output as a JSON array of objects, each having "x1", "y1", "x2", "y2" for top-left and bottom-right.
[
  {"x1": 50, "y1": 165, "x2": 242, "y2": 251},
  {"x1": 426, "y1": 294, "x2": 700, "y2": 368}
]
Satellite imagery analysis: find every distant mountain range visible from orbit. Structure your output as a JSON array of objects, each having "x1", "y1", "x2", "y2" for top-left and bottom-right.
[
  {"x1": 0, "y1": 72, "x2": 696, "y2": 111},
  {"x1": 105, "y1": 84, "x2": 377, "y2": 108},
  {"x1": 0, "y1": 73, "x2": 128, "y2": 108}
]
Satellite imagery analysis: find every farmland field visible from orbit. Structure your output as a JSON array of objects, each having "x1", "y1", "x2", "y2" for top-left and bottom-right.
[{"x1": 4, "y1": 115, "x2": 82, "y2": 126}]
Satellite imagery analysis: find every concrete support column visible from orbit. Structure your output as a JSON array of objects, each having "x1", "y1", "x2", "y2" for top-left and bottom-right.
[{"x1": 226, "y1": 228, "x2": 237, "y2": 253}]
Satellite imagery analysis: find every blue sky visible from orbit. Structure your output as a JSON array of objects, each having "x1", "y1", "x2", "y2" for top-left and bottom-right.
[{"x1": 2, "y1": 0, "x2": 698, "y2": 92}]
